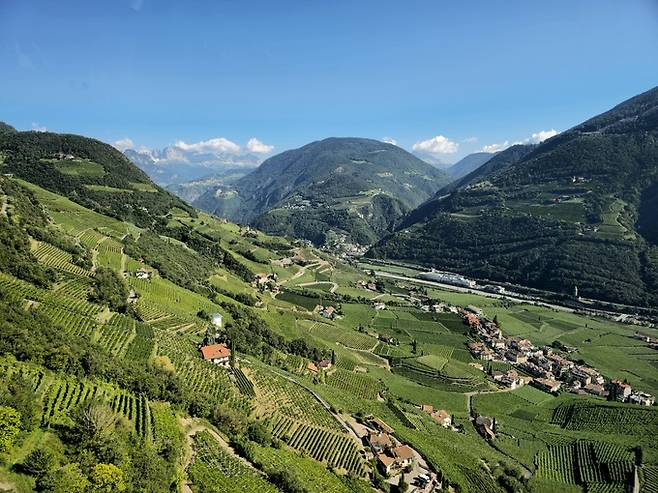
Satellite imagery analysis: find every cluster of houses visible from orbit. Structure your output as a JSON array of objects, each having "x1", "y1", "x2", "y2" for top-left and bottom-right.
[
  {"x1": 365, "y1": 417, "x2": 416, "y2": 476},
  {"x1": 252, "y1": 272, "x2": 280, "y2": 294},
  {"x1": 319, "y1": 305, "x2": 337, "y2": 319},
  {"x1": 466, "y1": 311, "x2": 656, "y2": 405},
  {"x1": 420, "y1": 404, "x2": 452, "y2": 428},
  {"x1": 356, "y1": 279, "x2": 379, "y2": 292}
]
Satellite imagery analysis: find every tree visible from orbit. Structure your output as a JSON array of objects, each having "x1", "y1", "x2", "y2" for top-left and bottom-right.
[
  {"x1": 268, "y1": 469, "x2": 307, "y2": 493},
  {"x1": 396, "y1": 473, "x2": 409, "y2": 493},
  {"x1": 411, "y1": 339, "x2": 417, "y2": 354},
  {"x1": 331, "y1": 349, "x2": 336, "y2": 366},
  {"x1": 152, "y1": 355, "x2": 176, "y2": 375},
  {"x1": 90, "y1": 463, "x2": 127, "y2": 492},
  {"x1": 0, "y1": 405, "x2": 20, "y2": 452},
  {"x1": 70, "y1": 401, "x2": 116, "y2": 446},
  {"x1": 88, "y1": 267, "x2": 128, "y2": 312},
  {"x1": 0, "y1": 373, "x2": 39, "y2": 430},
  {"x1": 39, "y1": 463, "x2": 89, "y2": 493},
  {"x1": 21, "y1": 448, "x2": 56, "y2": 478},
  {"x1": 247, "y1": 421, "x2": 271, "y2": 446}
]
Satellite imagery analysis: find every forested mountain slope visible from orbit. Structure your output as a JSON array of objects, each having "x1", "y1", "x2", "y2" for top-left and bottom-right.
[
  {"x1": 193, "y1": 137, "x2": 451, "y2": 246},
  {"x1": 369, "y1": 86, "x2": 658, "y2": 307}
]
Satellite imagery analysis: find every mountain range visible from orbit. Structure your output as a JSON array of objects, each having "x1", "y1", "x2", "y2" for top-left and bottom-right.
[
  {"x1": 192, "y1": 137, "x2": 452, "y2": 246},
  {"x1": 369, "y1": 86, "x2": 658, "y2": 307},
  {"x1": 123, "y1": 145, "x2": 259, "y2": 187}
]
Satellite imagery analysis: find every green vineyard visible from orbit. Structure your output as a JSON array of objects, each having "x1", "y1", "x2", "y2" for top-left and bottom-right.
[
  {"x1": 155, "y1": 332, "x2": 250, "y2": 413},
  {"x1": 325, "y1": 369, "x2": 382, "y2": 400},
  {"x1": 33, "y1": 241, "x2": 92, "y2": 277},
  {"x1": 188, "y1": 431, "x2": 280, "y2": 493},
  {"x1": 249, "y1": 367, "x2": 342, "y2": 431},
  {"x1": 534, "y1": 441, "x2": 634, "y2": 490},
  {"x1": 268, "y1": 414, "x2": 366, "y2": 476},
  {"x1": 552, "y1": 402, "x2": 658, "y2": 434}
]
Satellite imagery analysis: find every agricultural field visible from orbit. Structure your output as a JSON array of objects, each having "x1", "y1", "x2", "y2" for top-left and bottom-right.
[{"x1": 188, "y1": 431, "x2": 280, "y2": 493}]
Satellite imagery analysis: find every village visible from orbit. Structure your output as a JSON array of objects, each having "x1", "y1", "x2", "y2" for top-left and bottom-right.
[{"x1": 464, "y1": 306, "x2": 656, "y2": 406}]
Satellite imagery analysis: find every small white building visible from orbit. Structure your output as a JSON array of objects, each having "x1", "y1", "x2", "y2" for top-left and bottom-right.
[{"x1": 211, "y1": 313, "x2": 223, "y2": 329}]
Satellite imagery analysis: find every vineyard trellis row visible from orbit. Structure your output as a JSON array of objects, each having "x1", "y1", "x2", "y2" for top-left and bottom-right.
[{"x1": 267, "y1": 414, "x2": 366, "y2": 477}]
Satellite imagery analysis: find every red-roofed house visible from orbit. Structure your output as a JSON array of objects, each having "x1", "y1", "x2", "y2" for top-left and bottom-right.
[
  {"x1": 200, "y1": 343, "x2": 231, "y2": 367},
  {"x1": 430, "y1": 409, "x2": 452, "y2": 428}
]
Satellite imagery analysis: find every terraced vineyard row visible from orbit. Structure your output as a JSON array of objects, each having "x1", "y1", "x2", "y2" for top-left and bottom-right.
[
  {"x1": 37, "y1": 304, "x2": 98, "y2": 339},
  {"x1": 268, "y1": 414, "x2": 366, "y2": 476},
  {"x1": 535, "y1": 441, "x2": 634, "y2": 489},
  {"x1": 96, "y1": 314, "x2": 136, "y2": 357},
  {"x1": 249, "y1": 367, "x2": 342, "y2": 431},
  {"x1": 96, "y1": 238, "x2": 123, "y2": 270},
  {"x1": 54, "y1": 276, "x2": 93, "y2": 299},
  {"x1": 325, "y1": 369, "x2": 382, "y2": 400},
  {"x1": 124, "y1": 321, "x2": 156, "y2": 361},
  {"x1": 128, "y1": 276, "x2": 222, "y2": 320},
  {"x1": 233, "y1": 368, "x2": 256, "y2": 397},
  {"x1": 0, "y1": 271, "x2": 102, "y2": 322},
  {"x1": 110, "y1": 392, "x2": 151, "y2": 437},
  {"x1": 641, "y1": 466, "x2": 658, "y2": 493},
  {"x1": 77, "y1": 228, "x2": 107, "y2": 248},
  {"x1": 188, "y1": 431, "x2": 280, "y2": 493},
  {"x1": 552, "y1": 403, "x2": 658, "y2": 434},
  {"x1": 33, "y1": 241, "x2": 91, "y2": 277},
  {"x1": 35, "y1": 365, "x2": 153, "y2": 438}
]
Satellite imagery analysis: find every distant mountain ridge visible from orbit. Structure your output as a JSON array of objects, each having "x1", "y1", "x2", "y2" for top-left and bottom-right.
[
  {"x1": 446, "y1": 152, "x2": 493, "y2": 179},
  {"x1": 369, "y1": 86, "x2": 658, "y2": 307},
  {"x1": 194, "y1": 137, "x2": 452, "y2": 246},
  {"x1": 124, "y1": 146, "x2": 260, "y2": 187}
]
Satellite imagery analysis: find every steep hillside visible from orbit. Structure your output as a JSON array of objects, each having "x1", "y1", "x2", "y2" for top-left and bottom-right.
[
  {"x1": 0, "y1": 130, "x2": 193, "y2": 228},
  {"x1": 194, "y1": 137, "x2": 451, "y2": 246},
  {"x1": 447, "y1": 152, "x2": 493, "y2": 179},
  {"x1": 369, "y1": 86, "x2": 658, "y2": 307}
]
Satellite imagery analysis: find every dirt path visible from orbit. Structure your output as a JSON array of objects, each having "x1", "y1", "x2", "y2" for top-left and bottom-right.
[
  {"x1": 297, "y1": 280, "x2": 339, "y2": 293},
  {"x1": 180, "y1": 417, "x2": 264, "y2": 493}
]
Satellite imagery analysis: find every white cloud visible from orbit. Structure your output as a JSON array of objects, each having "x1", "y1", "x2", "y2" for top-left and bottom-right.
[
  {"x1": 412, "y1": 135, "x2": 459, "y2": 156},
  {"x1": 528, "y1": 129, "x2": 558, "y2": 143},
  {"x1": 31, "y1": 122, "x2": 47, "y2": 132},
  {"x1": 174, "y1": 137, "x2": 241, "y2": 155},
  {"x1": 246, "y1": 137, "x2": 274, "y2": 154},
  {"x1": 113, "y1": 137, "x2": 135, "y2": 151},
  {"x1": 382, "y1": 137, "x2": 398, "y2": 145},
  {"x1": 480, "y1": 129, "x2": 559, "y2": 153},
  {"x1": 481, "y1": 141, "x2": 510, "y2": 153}
]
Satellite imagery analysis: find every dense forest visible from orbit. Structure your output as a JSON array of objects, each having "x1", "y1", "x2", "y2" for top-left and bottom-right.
[{"x1": 370, "y1": 87, "x2": 658, "y2": 307}]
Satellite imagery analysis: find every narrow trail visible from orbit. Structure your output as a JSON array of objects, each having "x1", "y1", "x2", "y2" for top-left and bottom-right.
[
  {"x1": 179, "y1": 417, "x2": 265, "y2": 493},
  {"x1": 297, "y1": 280, "x2": 339, "y2": 293}
]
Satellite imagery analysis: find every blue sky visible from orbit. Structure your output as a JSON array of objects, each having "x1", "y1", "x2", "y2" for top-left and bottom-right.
[{"x1": 2, "y1": 0, "x2": 658, "y2": 163}]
